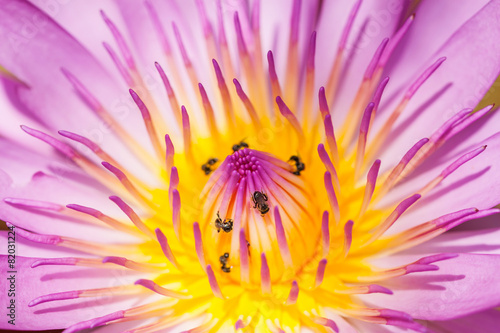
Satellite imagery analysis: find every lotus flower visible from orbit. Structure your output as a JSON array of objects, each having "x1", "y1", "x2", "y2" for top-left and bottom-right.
[{"x1": 2, "y1": 0, "x2": 500, "y2": 332}]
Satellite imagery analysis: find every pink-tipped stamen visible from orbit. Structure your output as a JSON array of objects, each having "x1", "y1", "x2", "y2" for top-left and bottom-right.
[
  {"x1": 419, "y1": 145, "x2": 487, "y2": 196},
  {"x1": 276, "y1": 96, "x2": 305, "y2": 143},
  {"x1": 285, "y1": 280, "x2": 299, "y2": 305},
  {"x1": 169, "y1": 167, "x2": 179, "y2": 203},
  {"x1": 260, "y1": 252, "x2": 272, "y2": 295},
  {"x1": 367, "y1": 194, "x2": 421, "y2": 243},
  {"x1": 335, "y1": 284, "x2": 393, "y2": 295},
  {"x1": 198, "y1": 83, "x2": 219, "y2": 138},
  {"x1": 155, "y1": 228, "x2": 178, "y2": 268},
  {"x1": 325, "y1": 0, "x2": 362, "y2": 100},
  {"x1": 206, "y1": 265, "x2": 224, "y2": 299},
  {"x1": 444, "y1": 104, "x2": 494, "y2": 141},
  {"x1": 355, "y1": 102, "x2": 375, "y2": 179},
  {"x1": 376, "y1": 138, "x2": 429, "y2": 198},
  {"x1": 29, "y1": 285, "x2": 136, "y2": 307},
  {"x1": 216, "y1": 0, "x2": 236, "y2": 81},
  {"x1": 181, "y1": 106, "x2": 193, "y2": 159},
  {"x1": 109, "y1": 196, "x2": 155, "y2": 239},
  {"x1": 343, "y1": 220, "x2": 354, "y2": 257},
  {"x1": 172, "y1": 23, "x2": 200, "y2": 92},
  {"x1": 321, "y1": 211, "x2": 330, "y2": 258},
  {"x1": 267, "y1": 51, "x2": 283, "y2": 104},
  {"x1": 193, "y1": 222, "x2": 206, "y2": 271},
  {"x1": 324, "y1": 171, "x2": 340, "y2": 222},
  {"x1": 62, "y1": 310, "x2": 125, "y2": 333},
  {"x1": 358, "y1": 159, "x2": 381, "y2": 217},
  {"x1": 364, "y1": 39, "x2": 389, "y2": 81},
  {"x1": 101, "y1": 10, "x2": 135, "y2": 69},
  {"x1": 102, "y1": 162, "x2": 153, "y2": 206},
  {"x1": 375, "y1": 15, "x2": 415, "y2": 76},
  {"x1": 323, "y1": 115, "x2": 340, "y2": 166},
  {"x1": 218, "y1": 171, "x2": 240, "y2": 219},
  {"x1": 165, "y1": 134, "x2": 175, "y2": 177},
  {"x1": 233, "y1": 78, "x2": 262, "y2": 129},
  {"x1": 239, "y1": 228, "x2": 250, "y2": 284},
  {"x1": 368, "y1": 57, "x2": 446, "y2": 159},
  {"x1": 155, "y1": 62, "x2": 182, "y2": 127},
  {"x1": 314, "y1": 259, "x2": 327, "y2": 288},
  {"x1": 21, "y1": 125, "x2": 77, "y2": 158},
  {"x1": 135, "y1": 279, "x2": 191, "y2": 299},
  {"x1": 318, "y1": 144, "x2": 340, "y2": 194},
  {"x1": 102, "y1": 256, "x2": 166, "y2": 272},
  {"x1": 102, "y1": 42, "x2": 134, "y2": 85},
  {"x1": 274, "y1": 207, "x2": 294, "y2": 270},
  {"x1": 66, "y1": 203, "x2": 139, "y2": 235},
  {"x1": 31, "y1": 257, "x2": 102, "y2": 268},
  {"x1": 145, "y1": 1, "x2": 171, "y2": 54},
  {"x1": 284, "y1": 0, "x2": 301, "y2": 101},
  {"x1": 129, "y1": 89, "x2": 164, "y2": 160},
  {"x1": 171, "y1": 189, "x2": 182, "y2": 239},
  {"x1": 212, "y1": 59, "x2": 236, "y2": 126},
  {"x1": 313, "y1": 317, "x2": 339, "y2": 333},
  {"x1": 303, "y1": 31, "x2": 317, "y2": 127}
]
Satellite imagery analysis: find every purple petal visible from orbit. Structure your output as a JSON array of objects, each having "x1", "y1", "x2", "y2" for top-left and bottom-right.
[
  {"x1": 0, "y1": 255, "x2": 147, "y2": 330},
  {"x1": 376, "y1": 0, "x2": 500, "y2": 167},
  {"x1": 362, "y1": 253, "x2": 500, "y2": 320}
]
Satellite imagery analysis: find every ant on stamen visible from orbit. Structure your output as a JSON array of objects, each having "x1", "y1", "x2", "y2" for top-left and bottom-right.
[
  {"x1": 219, "y1": 252, "x2": 231, "y2": 273},
  {"x1": 252, "y1": 190, "x2": 270, "y2": 216},
  {"x1": 288, "y1": 155, "x2": 305, "y2": 175},
  {"x1": 201, "y1": 157, "x2": 218, "y2": 175},
  {"x1": 215, "y1": 211, "x2": 233, "y2": 233},
  {"x1": 232, "y1": 140, "x2": 249, "y2": 152}
]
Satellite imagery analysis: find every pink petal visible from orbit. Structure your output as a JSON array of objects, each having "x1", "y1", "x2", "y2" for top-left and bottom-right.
[
  {"x1": 383, "y1": 0, "x2": 489, "y2": 102},
  {"x1": 406, "y1": 225, "x2": 500, "y2": 257},
  {"x1": 375, "y1": 0, "x2": 500, "y2": 166},
  {"x1": 0, "y1": 255, "x2": 147, "y2": 330},
  {"x1": 361, "y1": 254, "x2": 500, "y2": 320},
  {"x1": 27, "y1": 0, "x2": 124, "y2": 75},
  {"x1": 0, "y1": 0, "x2": 151, "y2": 171},
  {"x1": 387, "y1": 131, "x2": 500, "y2": 234},
  {"x1": 428, "y1": 308, "x2": 500, "y2": 333},
  {"x1": 0, "y1": 167, "x2": 136, "y2": 243},
  {"x1": 317, "y1": 0, "x2": 409, "y2": 121}
]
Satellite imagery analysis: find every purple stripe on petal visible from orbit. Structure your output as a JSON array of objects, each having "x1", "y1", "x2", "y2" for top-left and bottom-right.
[
  {"x1": 21, "y1": 125, "x2": 77, "y2": 159},
  {"x1": 4, "y1": 197, "x2": 63, "y2": 211},
  {"x1": 274, "y1": 206, "x2": 293, "y2": 269}
]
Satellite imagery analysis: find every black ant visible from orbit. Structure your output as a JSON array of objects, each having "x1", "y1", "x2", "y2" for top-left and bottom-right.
[
  {"x1": 215, "y1": 211, "x2": 233, "y2": 233},
  {"x1": 232, "y1": 140, "x2": 249, "y2": 152},
  {"x1": 288, "y1": 155, "x2": 305, "y2": 175},
  {"x1": 201, "y1": 158, "x2": 218, "y2": 175},
  {"x1": 219, "y1": 252, "x2": 231, "y2": 273},
  {"x1": 251, "y1": 190, "x2": 270, "y2": 216}
]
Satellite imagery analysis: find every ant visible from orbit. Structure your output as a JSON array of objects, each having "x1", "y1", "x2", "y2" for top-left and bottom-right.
[
  {"x1": 215, "y1": 211, "x2": 233, "y2": 233},
  {"x1": 288, "y1": 155, "x2": 305, "y2": 175},
  {"x1": 232, "y1": 140, "x2": 249, "y2": 152},
  {"x1": 201, "y1": 158, "x2": 218, "y2": 175},
  {"x1": 252, "y1": 190, "x2": 270, "y2": 216},
  {"x1": 219, "y1": 252, "x2": 231, "y2": 273}
]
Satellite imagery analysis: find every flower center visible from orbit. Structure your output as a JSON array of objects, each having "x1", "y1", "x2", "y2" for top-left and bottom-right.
[{"x1": 200, "y1": 148, "x2": 321, "y2": 286}]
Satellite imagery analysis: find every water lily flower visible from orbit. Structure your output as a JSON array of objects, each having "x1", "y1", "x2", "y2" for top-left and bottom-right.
[{"x1": 2, "y1": 0, "x2": 500, "y2": 332}]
